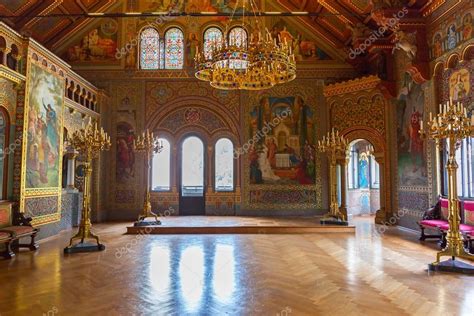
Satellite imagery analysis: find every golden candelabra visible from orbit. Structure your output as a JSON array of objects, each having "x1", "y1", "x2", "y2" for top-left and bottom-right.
[
  {"x1": 318, "y1": 128, "x2": 348, "y2": 224},
  {"x1": 65, "y1": 121, "x2": 111, "y2": 253},
  {"x1": 420, "y1": 99, "x2": 474, "y2": 268},
  {"x1": 133, "y1": 129, "x2": 163, "y2": 225}
]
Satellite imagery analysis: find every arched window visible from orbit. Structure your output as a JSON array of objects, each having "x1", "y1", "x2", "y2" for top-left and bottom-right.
[
  {"x1": 182, "y1": 136, "x2": 205, "y2": 196},
  {"x1": 215, "y1": 138, "x2": 234, "y2": 191},
  {"x1": 165, "y1": 28, "x2": 184, "y2": 69},
  {"x1": 442, "y1": 138, "x2": 474, "y2": 197},
  {"x1": 203, "y1": 27, "x2": 223, "y2": 60},
  {"x1": 152, "y1": 138, "x2": 171, "y2": 191},
  {"x1": 140, "y1": 28, "x2": 160, "y2": 70},
  {"x1": 228, "y1": 27, "x2": 247, "y2": 48}
]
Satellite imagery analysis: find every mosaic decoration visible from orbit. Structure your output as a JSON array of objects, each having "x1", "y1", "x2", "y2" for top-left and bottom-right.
[
  {"x1": 250, "y1": 190, "x2": 317, "y2": 204},
  {"x1": 398, "y1": 190, "x2": 430, "y2": 212},
  {"x1": 429, "y1": 6, "x2": 474, "y2": 60},
  {"x1": 65, "y1": 18, "x2": 119, "y2": 63},
  {"x1": 443, "y1": 60, "x2": 474, "y2": 113},
  {"x1": 24, "y1": 195, "x2": 59, "y2": 219},
  {"x1": 0, "y1": 78, "x2": 17, "y2": 120},
  {"x1": 396, "y1": 73, "x2": 427, "y2": 187},
  {"x1": 160, "y1": 107, "x2": 226, "y2": 134}
]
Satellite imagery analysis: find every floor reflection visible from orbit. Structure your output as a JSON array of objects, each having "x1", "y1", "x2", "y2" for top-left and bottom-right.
[
  {"x1": 212, "y1": 243, "x2": 236, "y2": 304},
  {"x1": 178, "y1": 244, "x2": 205, "y2": 312}
]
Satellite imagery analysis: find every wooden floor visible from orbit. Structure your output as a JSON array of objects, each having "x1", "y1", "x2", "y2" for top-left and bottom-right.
[
  {"x1": 126, "y1": 216, "x2": 355, "y2": 234},
  {"x1": 1, "y1": 216, "x2": 474, "y2": 316}
]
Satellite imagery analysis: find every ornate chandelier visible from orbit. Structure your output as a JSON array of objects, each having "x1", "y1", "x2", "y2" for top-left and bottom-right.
[{"x1": 195, "y1": 0, "x2": 296, "y2": 90}]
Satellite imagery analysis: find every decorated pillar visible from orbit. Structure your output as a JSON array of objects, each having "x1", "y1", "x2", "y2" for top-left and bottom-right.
[{"x1": 66, "y1": 149, "x2": 78, "y2": 190}]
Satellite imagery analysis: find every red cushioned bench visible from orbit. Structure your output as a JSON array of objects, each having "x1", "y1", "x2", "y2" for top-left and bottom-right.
[
  {"x1": 418, "y1": 197, "x2": 450, "y2": 241},
  {"x1": 438, "y1": 200, "x2": 474, "y2": 253},
  {"x1": 0, "y1": 213, "x2": 39, "y2": 259}
]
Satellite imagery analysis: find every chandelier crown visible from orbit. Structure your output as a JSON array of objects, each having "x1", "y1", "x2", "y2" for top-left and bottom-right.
[{"x1": 194, "y1": 0, "x2": 296, "y2": 90}]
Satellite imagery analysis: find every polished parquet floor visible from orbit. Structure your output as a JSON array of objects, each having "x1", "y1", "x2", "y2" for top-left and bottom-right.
[{"x1": 0, "y1": 217, "x2": 473, "y2": 316}]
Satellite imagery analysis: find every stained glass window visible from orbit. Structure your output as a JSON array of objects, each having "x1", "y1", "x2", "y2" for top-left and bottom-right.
[
  {"x1": 215, "y1": 138, "x2": 234, "y2": 191},
  {"x1": 152, "y1": 138, "x2": 171, "y2": 191},
  {"x1": 228, "y1": 27, "x2": 247, "y2": 48},
  {"x1": 140, "y1": 28, "x2": 160, "y2": 70},
  {"x1": 165, "y1": 28, "x2": 184, "y2": 69},
  {"x1": 204, "y1": 27, "x2": 223, "y2": 60}
]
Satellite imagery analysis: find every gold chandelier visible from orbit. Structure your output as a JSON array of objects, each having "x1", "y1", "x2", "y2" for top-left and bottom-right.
[{"x1": 194, "y1": 0, "x2": 296, "y2": 90}]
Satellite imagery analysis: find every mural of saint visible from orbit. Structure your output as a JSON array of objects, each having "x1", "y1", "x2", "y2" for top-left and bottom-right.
[
  {"x1": 447, "y1": 24, "x2": 457, "y2": 50},
  {"x1": 25, "y1": 64, "x2": 63, "y2": 188},
  {"x1": 462, "y1": 13, "x2": 473, "y2": 41},
  {"x1": 116, "y1": 123, "x2": 135, "y2": 182},
  {"x1": 397, "y1": 73, "x2": 427, "y2": 187},
  {"x1": 449, "y1": 69, "x2": 470, "y2": 102},
  {"x1": 249, "y1": 96, "x2": 315, "y2": 185}
]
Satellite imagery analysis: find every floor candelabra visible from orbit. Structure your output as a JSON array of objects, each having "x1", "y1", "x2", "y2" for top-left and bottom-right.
[
  {"x1": 64, "y1": 121, "x2": 111, "y2": 253},
  {"x1": 420, "y1": 99, "x2": 474, "y2": 273},
  {"x1": 318, "y1": 128, "x2": 348, "y2": 225},
  {"x1": 133, "y1": 129, "x2": 163, "y2": 226}
]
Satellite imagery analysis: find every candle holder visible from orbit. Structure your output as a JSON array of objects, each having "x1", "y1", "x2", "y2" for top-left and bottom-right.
[
  {"x1": 133, "y1": 129, "x2": 164, "y2": 226},
  {"x1": 318, "y1": 128, "x2": 349, "y2": 225},
  {"x1": 64, "y1": 120, "x2": 111, "y2": 253},
  {"x1": 420, "y1": 99, "x2": 474, "y2": 273}
]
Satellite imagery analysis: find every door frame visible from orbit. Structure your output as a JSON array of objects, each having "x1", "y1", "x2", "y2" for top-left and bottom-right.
[{"x1": 178, "y1": 133, "x2": 207, "y2": 215}]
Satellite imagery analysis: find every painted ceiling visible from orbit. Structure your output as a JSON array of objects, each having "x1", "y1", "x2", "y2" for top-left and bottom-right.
[{"x1": 0, "y1": 0, "x2": 457, "y2": 63}]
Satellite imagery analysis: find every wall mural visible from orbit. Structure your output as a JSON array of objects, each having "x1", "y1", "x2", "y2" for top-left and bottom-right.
[
  {"x1": 396, "y1": 73, "x2": 427, "y2": 187},
  {"x1": 249, "y1": 96, "x2": 316, "y2": 185},
  {"x1": 25, "y1": 63, "x2": 63, "y2": 189},
  {"x1": 271, "y1": 19, "x2": 332, "y2": 62},
  {"x1": 64, "y1": 18, "x2": 119, "y2": 63},
  {"x1": 116, "y1": 122, "x2": 135, "y2": 183},
  {"x1": 443, "y1": 60, "x2": 474, "y2": 118},
  {"x1": 429, "y1": 7, "x2": 473, "y2": 60}
]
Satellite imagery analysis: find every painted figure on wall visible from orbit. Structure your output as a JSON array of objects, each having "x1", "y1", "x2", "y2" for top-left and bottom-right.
[
  {"x1": 447, "y1": 24, "x2": 457, "y2": 50},
  {"x1": 65, "y1": 19, "x2": 118, "y2": 63},
  {"x1": 249, "y1": 96, "x2": 315, "y2": 185},
  {"x1": 271, "y1": 20, "x2": 332, "y2": 61},
  {"x1": 25, "y1": 63, "x2": 63, "y2": 188},
  {"x1": 116, "y1": 123, "x2": 135, "y2": 182},
  {"x1": 397, "y1": 73, "x2": 427, "y2": 187},
  {"x1": 449, "y1": 68, "x2": 470, "y2": 102},
  {"x1": 358, "y1": 157, "x2": 369, "y2": 189},
  {"x1": 463, "y1": 13, "x2": 473, "y2": 40}
]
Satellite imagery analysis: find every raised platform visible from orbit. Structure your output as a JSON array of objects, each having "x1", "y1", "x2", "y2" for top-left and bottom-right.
[{"x1": 126, "y1": 216, "x2": 356, "y2": 234}]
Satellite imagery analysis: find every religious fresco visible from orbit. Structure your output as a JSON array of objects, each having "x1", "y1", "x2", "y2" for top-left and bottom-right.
[
  {"x1": 396, "y1": 73, "x2": 427, "y2": 187},
  {"x1": 25, "y1": 63, "x2": 63, "y2": 189},
  {"x1": 64, "y1": 18, "x2": 119, "y2": 63},
  {"x1": 116, "y1": 122, "x2": 135, "y2": 183},
  {"x1": 270, "y1": 20, "x2": 332, "y2": 62},
  {"x1": 248, "y1": 96, "x2": 316, "y2": 185},
  {"x1": 443, "y1": 60, "x2": 474, "y2": 116},
  {"x1": 429, "y1": 8, "x2": 473, "y2": 60},
  {"x1": 449, "y1": 68, "x2": 470, "y2": 102}
]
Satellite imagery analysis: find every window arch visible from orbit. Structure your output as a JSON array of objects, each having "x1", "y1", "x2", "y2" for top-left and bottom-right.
[
  {"x1": 152, "y1": 138, "x2": 171, "y2": 191},
  {"x1": 140, "y1": 27, "x2": 160, "y2": 70},
  {"x1": 165, "y1": 27, "x2": 184, "y2": 69},
  {"x1": 203, "y1": 27, "x2": 223, "y2": 60},
  {"x1": 228, "y1": 26, "x2": 247, "y2": 48},
  {"x1": 215, "y1": 138, "x2": 234, "y2": 191}
]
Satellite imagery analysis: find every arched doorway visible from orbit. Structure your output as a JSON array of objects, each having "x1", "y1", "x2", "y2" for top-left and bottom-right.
[
  {"x1": 179, "y1": 135, "x2": 206, "y2": 215},
  {"x1": 340, "y1": 127, "x2": 390, "y2": 224},
  {"x1": 346, "y1": 139, "x2": 381, "y2": 218}
]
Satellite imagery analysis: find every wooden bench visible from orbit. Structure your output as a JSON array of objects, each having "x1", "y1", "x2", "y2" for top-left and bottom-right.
[{"x1": 0, "y1": 213, "x2": 39, "y2": 259}]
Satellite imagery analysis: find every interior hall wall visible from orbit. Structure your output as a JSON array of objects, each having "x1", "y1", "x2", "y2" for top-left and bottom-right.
[{"x1": 93, "y1": 76, "x2": 333, "y2": 220}]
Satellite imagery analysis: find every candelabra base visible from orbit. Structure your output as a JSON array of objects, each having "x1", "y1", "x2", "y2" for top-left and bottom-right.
[
  {"x1": 134, "y1": 219, "x2": 161, "y2": 227},
  {"x1": 320, "y1": 215, "x2": 348, "y2": 226},
  {"x1": 64, "y1": 242, "x2": 105, "y2": 254},
  {"x1": 428, "y1": 259, "x2": 474, "y2": 274}
]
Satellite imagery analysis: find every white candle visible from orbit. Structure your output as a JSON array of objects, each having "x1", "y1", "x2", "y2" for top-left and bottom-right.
[{"x1": 420, "y1": 119, "x2": 423, "y2": 130}]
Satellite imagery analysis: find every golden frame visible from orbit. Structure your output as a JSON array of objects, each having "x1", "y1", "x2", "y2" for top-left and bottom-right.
[{"x1": 19, "y1": 56, "x2": 65, "y2": 226}]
